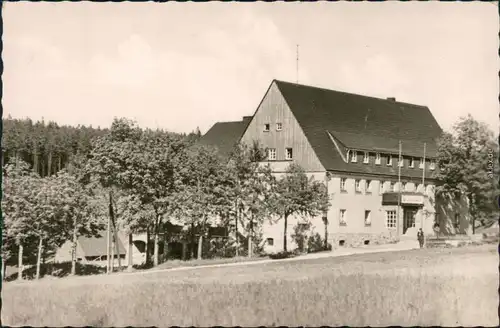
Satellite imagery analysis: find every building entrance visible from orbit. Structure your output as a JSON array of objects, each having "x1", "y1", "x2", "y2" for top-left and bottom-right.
[{"x1": 403, "y1": 207, "x2": 418, "y2": 234}]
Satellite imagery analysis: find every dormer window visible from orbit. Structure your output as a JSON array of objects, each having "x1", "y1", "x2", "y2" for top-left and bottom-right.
[
  {"x1": 363, "y1": 152, "x2": 369, "y2": 164},
  {"x1": 276, "y1": 123, "x2": 282, "y2": 131},
  {"x1": 350, "y1": 150, "x2": 358, "y2": 163},
  {"x1": 409, "y1": 157, "x2": 415, "y2": 168},
  {"x1": 419, "y1": 158, "x2": 425, "y2": 169},
  {"x1": 387, "y1": 155, "x2": 393, "y2": 166},
  {"x1": 366, "y1": 180, "x2": 372, "y2": 193},
  {"x1": 340, "y1": 178, "x2": 347, "y2": 192},
  {"x1": 375, "y1": 153, "x2": 381, "y2": 165},
  {"x1": 430, "y1": 160, "x2": 435, "y2": 170},
  {"x1": 264, "y1": 124, "x2": 270, "y2": 132},
  {"x1": 398, "y1": 157, "x2": 404, "y2": 167}
]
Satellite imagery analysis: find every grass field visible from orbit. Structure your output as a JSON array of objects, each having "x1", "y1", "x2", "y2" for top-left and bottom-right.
[{"x1": 2, "y1": 245, "x2": 498, "y2": 327}]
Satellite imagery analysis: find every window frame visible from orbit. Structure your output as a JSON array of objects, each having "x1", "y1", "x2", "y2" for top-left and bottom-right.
[
  {"x1": 363, "y1": 152, "x2": 369, "y2": 164},
  {"x1": 351, "y1": 150, "x2": 358, "y2": 163},
  {"x1": 386, "y1": 210, "x2": 397, "y2": 229},
  {"x1": 419, "y1": 158, "x2": 425, "y2": 169},
  {"x1": 340, "y1": 178, "x2": 347, "y2": 192},
  {"x1": 364, "y1": 210, "x2": 372, "y2": 226},
  {"x1": 387, "y1": 155, "x2": 393, "y2": 166},
  {"x1": 285, "y1": 147, "x2": 293, "y2": 160},
  {"x1": 276, "y1": 122, "x2": 282, "y2": 131},
  {"x1": 264, "y1": 123, "x2": 270, "y2": 132},
  {"x1": 339, "y1": 209, "x2": 347, "y2": 226},
  {"x1": 375, "y1": 153, "x2": 381, "y2": 165},
  {"x1": 409, "y1": 157, "x2": 414, "y2": 168},
  {"x1": 267, "y1": 148, "x2": 276, "y2": 161},
  {"x1": 366, "y1": 180, "x2": 372, "y2": 193},
  {"x1": 355, "y1": 179, "x2": 361, "y2": 193}
]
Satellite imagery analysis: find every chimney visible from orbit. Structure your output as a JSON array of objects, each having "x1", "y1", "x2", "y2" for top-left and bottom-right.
[{"x1": 387, "y1": 97, "x2": 396, "y2": 101}]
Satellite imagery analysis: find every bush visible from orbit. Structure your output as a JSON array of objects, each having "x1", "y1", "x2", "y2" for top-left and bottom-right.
[
  {"x1": 307, "y1": 233, "x2": 332, "y2": 253},
  {"x1": 269, "y1": 251, "x2": 294, "y2": 260}
]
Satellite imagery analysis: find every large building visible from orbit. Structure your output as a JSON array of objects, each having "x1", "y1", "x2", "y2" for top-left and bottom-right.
[{"x1": 201, "y1": 80, "x2": 471, "y2": 252}]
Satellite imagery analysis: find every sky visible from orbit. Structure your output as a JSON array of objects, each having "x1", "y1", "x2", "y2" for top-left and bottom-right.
[{"x1": 3, "y1": 2, "x2": 499, "y2": 134}]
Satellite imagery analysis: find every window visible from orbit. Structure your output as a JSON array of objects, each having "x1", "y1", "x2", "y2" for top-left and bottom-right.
[
  {"x1": 264, "y1": 124, "x2": 270, "y2": 132},
  {"x1": 430, "y1": 160, "x2": 436, "y2": 170},
  {"x1": 379, "y1": 181, "x2": 385, "y2": 194},
  {"x1": 351, "y1": 150, "x2": 358, "y2": 163},
  {"x1": 267, "y1": 148, "x2": 276, "y2": 160},
  {"x1": 389, "y1": 181, "x2": 394, "y2": 192},
  {"x1": 276, "y1": 123, "x2": 282, "y2": 131},
  {"x1": 454, "y1": 214, "x2": 460, "y2": 229},
  {"x1": 398, "y1": 157, "x2": 404, "y2": 167},
  {"x1": 387, "y1": 155, "x2": 393, "y2": 166},
  {"x1": 366, "y1": 180, "x2": 372, "y2": 193},
  {"x1": 266, "y1": 238, "x2": 274, "y2": 246},
  {"x1": 386, "y1": 210, "x2": 397, "y2": 228},
  {"x1": 339, "y1": 209, "x2": 347, "y2": 226},
  {"x1": 409, "y1": 157, "x2": 415, "y2": 168},
  {"x1": 364, "y1": 210, "x2": 372, "y2": 226},
  {"x1": 340, "y1": 178, "x2": 347, "y2": 192},
  {"x1": 363, "y1": 152, "x2": 369, "y2": 164},
  {"x1": 419, "y1": 158, "x2": 425, "y2": 169},
  {"x1": 355, "y1": 179, "x2": 361, "y2": 193},
  {"x1": 285, "y1": 148, "x2": 293, "y2": 160},
  {"x1": 375, "y1": 153, "x2": 381, "y2": 165},
  {"x1": 402, "y1": 182, "x2": 408, "y2": 191}
]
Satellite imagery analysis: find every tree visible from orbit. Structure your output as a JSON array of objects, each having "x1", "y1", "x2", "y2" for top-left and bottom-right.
[
  {"x1": 434, "y1": 114, "x2": 499, "y2": 234},
  {"x1": 173, "y1": 144, "x2": 231, "y2": 260},
  {"x1": 226, "y1": 142, "x2": 276, "y2": 257},
  {"x1": 272, "y1": 163, "x2": 331, "y2": 252}
]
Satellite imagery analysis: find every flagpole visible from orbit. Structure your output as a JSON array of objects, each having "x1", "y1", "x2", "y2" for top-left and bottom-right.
[
  {"x1": 421, "y1": 143, "x2": 426, "y2": 230},
  {"x1": 397, "y1": 140, "x2": 402, "y2": 236}
]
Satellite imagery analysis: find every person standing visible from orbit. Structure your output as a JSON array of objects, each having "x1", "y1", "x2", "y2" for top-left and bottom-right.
[{"x1": 417, "y1": 228, "x2": 425, "y2": 248}]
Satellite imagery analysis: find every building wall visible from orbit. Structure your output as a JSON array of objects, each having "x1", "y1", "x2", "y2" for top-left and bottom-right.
[
  {"x1": 260, "y1": 172, "x2": 443, "y2": 252},
  {"x1": 241, "y1": 81, "x2": 325, "y2": 172},
  {"x1": 54, "y1": 241, "x2": 85, "y2": 263}
]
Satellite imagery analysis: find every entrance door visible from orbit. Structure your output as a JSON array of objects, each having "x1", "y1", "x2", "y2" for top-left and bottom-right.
[{"x1": 403, "y1": 207, "x2": 417, "y2": 234}]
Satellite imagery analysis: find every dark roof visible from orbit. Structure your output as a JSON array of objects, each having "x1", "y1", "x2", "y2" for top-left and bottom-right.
[
  {"x1": 78, "y1": 233, "x2": 126, "y2": 257},
  {"x1": 199, "y1": 118, "x2": 251, "y2": 158},
  {"x1": 274, "y1": 80, "x2": 442, "y2": 179}
]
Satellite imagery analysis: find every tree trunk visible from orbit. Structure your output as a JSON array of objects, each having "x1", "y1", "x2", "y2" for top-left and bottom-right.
[
  {"x1": 71, "y1": 219, "x2": 78, "y2": 275},
  {"x1": 36, "y1": 236, "x2": 43, "y2": 280},
  {"x1": 283, "y1": 213, "x2": 288, "y2": 252},
  {"x1": 323, "y1": 216, "x2": 329, "y2": 249},
  {"x1": 47, "y1": 151, "x2": 52, "y2": 176},
  {"x1": 197, "y1": 234, "x2": 203, "y2": 260},
  {"x1": 2, "y1": 258, "x2": 5, "y2": 281},
  {"x1": 113, "y1": 228, "x2": 121, "y2": 270},
  {"x1": 106, "y1": 214, "x2": 111, "y2": 274},
  {"x1": 17, "y1": 243, "x2": 24, "y2": 281},
  {"x1": 190, "y1": 223, "x2": 195, "y2": 259},
  {"x1": 58, "y1": 156, "x2": 62, "y2": 172},
  {"x1": 153, "y1": 229, "x2": 159, "y2": 267},
  {"x1": 127, "y1": 233, "x2": 133, "y2": 272},
  {"x1": 235, "y1": 201, "x2": 239, "y2": 257},
  {"x1": 163, "y1": 229, "x2": 169, "y2": 263},
  {"x1": 182, "y1": 241, "x2": 187, "y2": 261},
  {"x1": 146, "y1": 226, "x2": 151, "y2": 265},
  {"x1": 111, "y1": 236, "x2": 115, "y2": 272},
  {"x1": 248, "y1": 215, "x2": 253, "y2": 258}
]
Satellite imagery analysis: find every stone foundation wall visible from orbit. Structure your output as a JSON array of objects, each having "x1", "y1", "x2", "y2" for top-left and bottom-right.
[{"x1": 329, "y1": 232, "x2": 399, "y2": 248}]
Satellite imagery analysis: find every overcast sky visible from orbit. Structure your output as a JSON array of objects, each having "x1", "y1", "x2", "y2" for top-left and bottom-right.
[{"x1": 3, "y1": 2, "x2": 498, "y2": 134}]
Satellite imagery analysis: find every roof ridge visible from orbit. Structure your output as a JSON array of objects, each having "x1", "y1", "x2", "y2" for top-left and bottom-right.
[{"x1": 273, "y1": 79, "x2": 428, "y2": 109}]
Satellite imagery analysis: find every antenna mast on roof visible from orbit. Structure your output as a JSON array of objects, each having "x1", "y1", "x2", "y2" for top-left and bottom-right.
[{"x1": 296, "y1": 44, "x2": 299, "y2": 84}]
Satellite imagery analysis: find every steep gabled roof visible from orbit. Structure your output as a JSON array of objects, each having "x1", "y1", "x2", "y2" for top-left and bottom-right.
[
  {"x1": 274, "y1": 80, "x2": 442, "y2": 178},
  {"x1": 199, "y1": 117, "x2": 251, "y2": 158}
]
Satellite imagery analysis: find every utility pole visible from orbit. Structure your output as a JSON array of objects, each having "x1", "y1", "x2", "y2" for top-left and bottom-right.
[
  {"x1": 397, "y1": 140, "x2": 402, "y2": 236},
  {"x1": 421, "y1": 142, "x2": 427, "y2": 230},
  {"x1": 296, "y1": 44, "x2": 299, "y2": 84}
]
